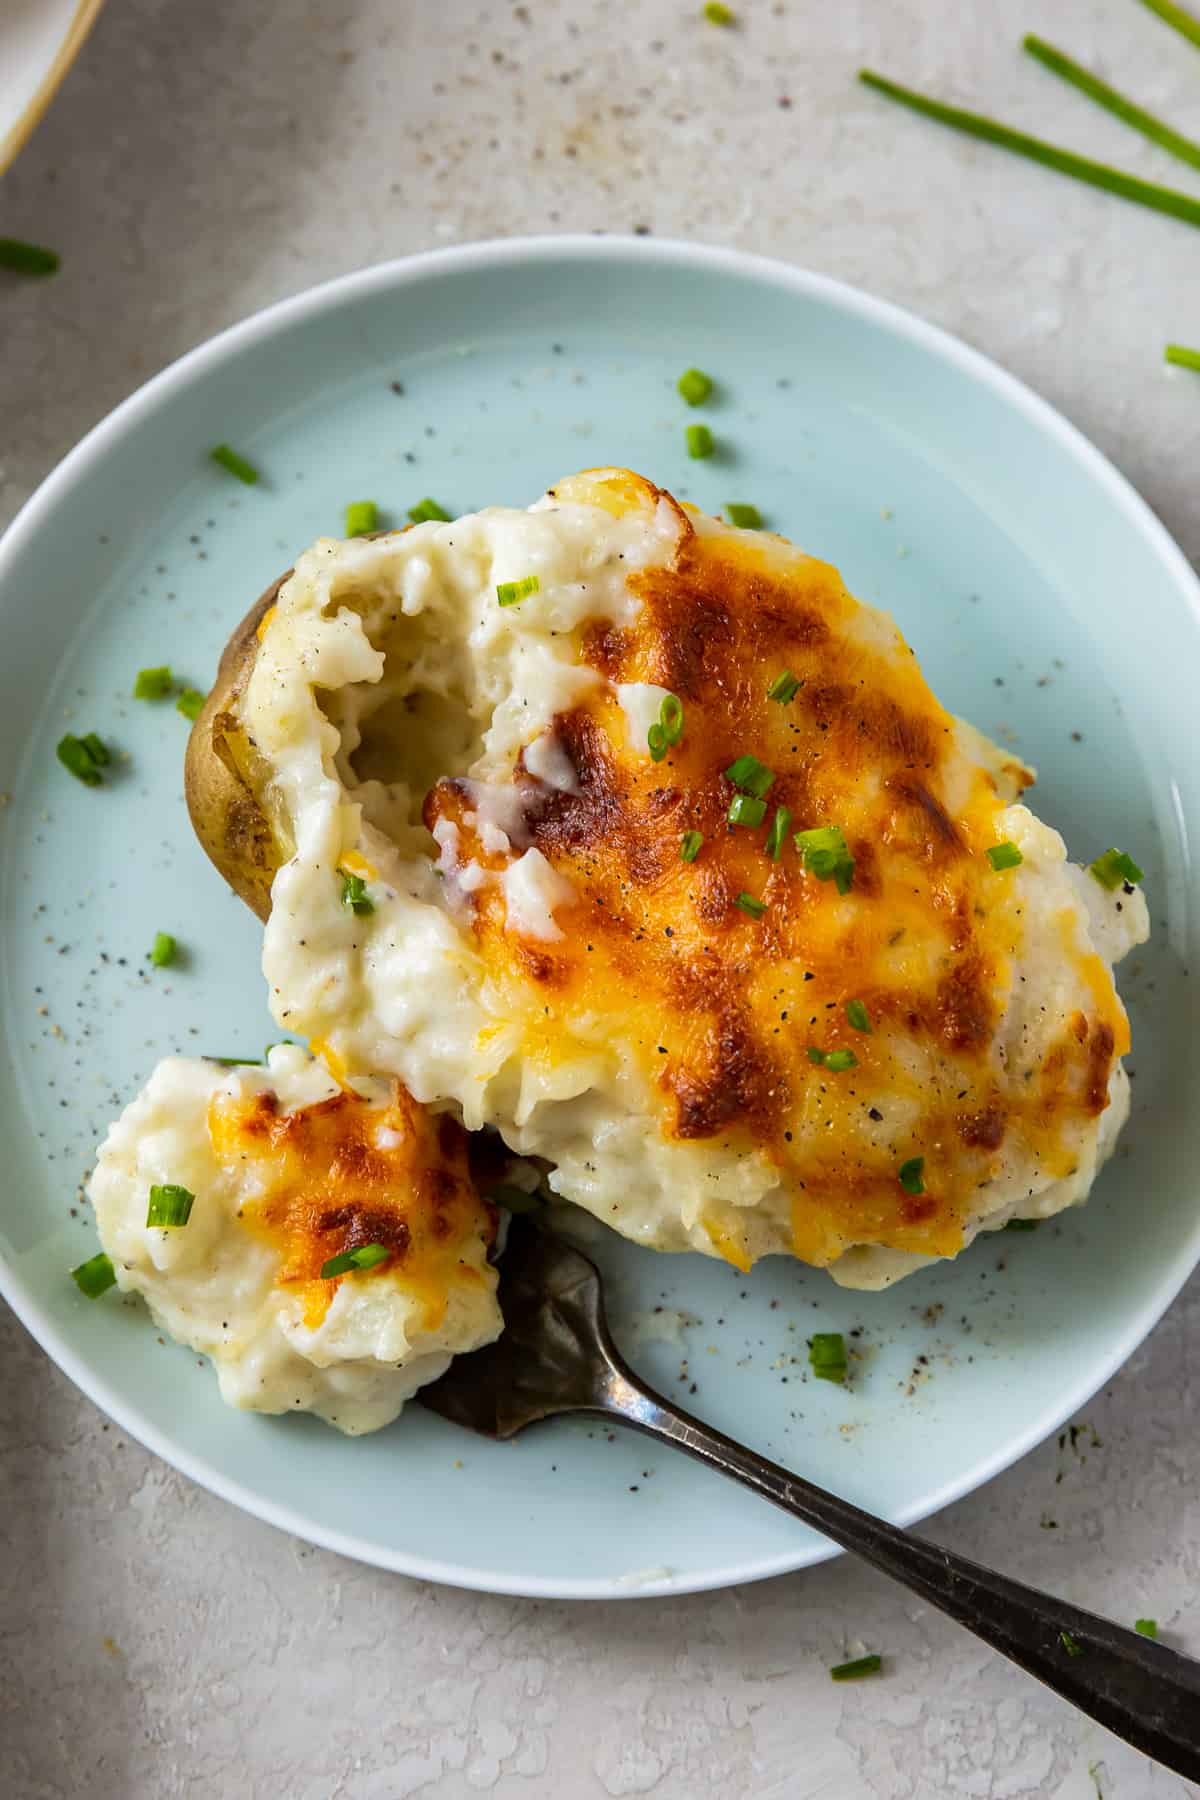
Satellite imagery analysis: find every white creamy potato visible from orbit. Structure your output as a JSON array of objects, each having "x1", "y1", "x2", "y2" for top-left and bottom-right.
[
  {"x1": 88, "y1": 1047, "x2": 502, "y2": 1432},
  {"x1": 240, "y1": 470, "x2": 1149, "y2": 1289}
]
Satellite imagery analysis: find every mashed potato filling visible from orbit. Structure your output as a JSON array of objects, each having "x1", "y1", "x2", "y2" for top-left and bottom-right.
[
  {"x1": 88, "y1": 1047, "x2": 501, "y2": 1432},
  {"x1": 242, "y1": 471, "x2": 1148, "y2": 1289}
]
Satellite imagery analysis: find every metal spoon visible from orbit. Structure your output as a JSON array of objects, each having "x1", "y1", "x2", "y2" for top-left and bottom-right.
[{"x1": 422, "y1": 1218, "x2": 1200, "y2": 1780}]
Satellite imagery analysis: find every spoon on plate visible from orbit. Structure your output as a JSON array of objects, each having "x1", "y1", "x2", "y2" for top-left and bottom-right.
[{"x1": 421, "y1": 1218, "x2": 1200, "y2": 1780}]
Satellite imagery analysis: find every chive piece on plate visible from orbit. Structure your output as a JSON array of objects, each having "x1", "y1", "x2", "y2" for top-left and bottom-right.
[
  {"x1": 680, "y1": 830, "x2": 703, "y2": 863},
  {"x1": 1060, "y1": 1630, "x2": 1084, "y2": 1658},
  {"x1": 1138, "y1": 0, "x2": 1200, "y2": 52},
  {"x1": 830, "y1": 1654, "x2": 882, "y2": 1681},
  {"x1": 659, "y1": 694, "x2": 684, "y2": 744},
  {"x1": 0, "y1": 237, "x2": 60, "y2": 276},
  {"x1": 795, "y1": 825, "x2": 855, "y2": 893},
  {"x1": 898, "y1": 1156, "x2": 925, "y2": 1195},
  {"x1": 340, "y1": 871, "x2": 374, "y2": 916},
  {"x1": 647, "y1": 722, "x2": 669, "y2": 761},
  {"x1": 726, "y1": 502, "x2": 763, "y2": 529},
  {"x1": 725, "y1": 753, "x2": 774, "y2": 797},
  {"x1": 846, "y1": 999, "x2": 872, "y2": 1034},
  {"x1": 767, "y1": 670, "x2": 801, "y2": 703},
  {"x1": 497, "y1": 574, "x2": 540, "y2": 607},
  {"x1": 810, "y1": 1331, "x2": 848, "y2": 1383},
  {"x1": 686, "y1": 423, "x2": 714, "y2": 459},
  {"x1": 72, "y1": 1252, "x2": 116, "y2": 1297},
  {"x1": 1135, "y1": 1617, "x2": 1159, "y2": 1639},
  {"x1": 176, "y1": 687, "x2": 207, "y2": 721},
  {"x1": 146, "y1": 1183, "x2": 195, "y2": 1228},
  {"x1": 133, "y1": 665, "x2": 173, "y2": 701},
  {"x1": 986, "y1": 840, "x2": 1023, "y2": 871},
  {"x1": 677, "y1": 367, "x2": 713, "y2": 405},
  {"x1": 1089, "y1": 848, "x2": 1144, "y2": 890},
  {"x1": 345, "y1": 500, "x2": 378, "y2": 536},
  {"x1": 734, "y1": 892, "x2": 767, "y2": 918},
  {"x1": 765, "y1": 805, "x2": 792, "y2": 860},
  {"x1": 703, "y1": 2, "x2": 736, "y2": 23},
  {"x1": 210, "y1": 444, "x2": 260, "y2": 485},
  {"x1": 728, "y1": 792, "x2": 767, "y2": 828},
  {"x1": 808, "y1": 1046, "x2": 827, "y2": 1066},
  {"x1": 408, "y1": 496, "x2": 450, "y2": 523},
  {"x1": 57, "y1": 733, "x2": 105, "y2": 786},
  {"x1": 149, "y1": 931, "x2": 177, "y2": 968},
  {"x1": 208, "y1": 1055, "x2": 263, "y2": 1066},
  {"x1": 321, "y1": 1243, "x2": 391, "y2": 1279},
  {"x1": 1166, "y1": 343, "x2": 1200, "y2": 370},
  {"x1": 1023, "y1": 35, "x2": 1200, "y2": 172},
  {"x1": 824, "y1": 1048, "x2": 857, "y2": 1072},
  {"x1": 858, "y1": 69, "x2": 1200, "y2": 231},
  {"x1": 80, "y1": 732, "x2": 110, "y2": 767}
]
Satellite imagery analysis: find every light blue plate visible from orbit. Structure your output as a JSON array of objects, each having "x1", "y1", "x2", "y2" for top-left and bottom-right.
[{"x1": 1, "y1": 238, "x2": 1198, "y2": 1599}]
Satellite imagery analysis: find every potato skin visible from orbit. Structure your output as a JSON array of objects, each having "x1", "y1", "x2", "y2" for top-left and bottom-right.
[{"x1": 184, "y1": 573, "x2": 287, "y2": 922}]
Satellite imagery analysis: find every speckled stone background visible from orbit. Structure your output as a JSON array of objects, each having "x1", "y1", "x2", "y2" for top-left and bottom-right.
[{"x1": 2, "y1": 3, "x2": 1200, "y2": 1796}]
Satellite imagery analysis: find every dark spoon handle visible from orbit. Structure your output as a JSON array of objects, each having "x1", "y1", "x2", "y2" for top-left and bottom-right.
[{"x1": 599, "y1": 1367, "x2": 1200, "y2": 1780}]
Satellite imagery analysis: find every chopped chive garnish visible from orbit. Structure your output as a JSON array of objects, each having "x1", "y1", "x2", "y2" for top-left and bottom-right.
[
  {"x1": 765, "y1": 805, "x2": 792, "y2": 860},
  {"x1": 210, "y1": 444, "x2": 260, "y2": 485},
  {"x1": 807, "y1": 1046, "x2": 827, "y2": 1066},
  {"x1": 728, "y1": 793, "x2": 767, "y2": 828},
  {"x1": 846, "y1": 999, "x2": 872, "y2": 1034},
  {"x1": 1004, "y1": 1218, "x2": 1039, "y2": 1232},
  {"x1": 149, "y1": 932, "x2": 177, "y2": 968},
  {"x1": 1059, "y1": 1630, "x2": 1084, "y2": 1658},
  {"x1": 497, "y1": 574, "x2": 541, "y2": 607},
  {"x1": 146, "y1": 1183, "x2": 195, "y2": 1228},
  {"x1": 72, "y1": 1252, "x2": 116, "y2": 1297},
  {"x1": 345, "y1": 500, "x2": 378, "y2": 536},
  {"x1": 488, "y1": 1184, "x2": 541, "y2": 1214},
  {"x1": 830, "y1": 1654, "x2": 881, "y2": 1681},
  {"x1": 795, "y1": 825, "x2": 855, "y2": 893},
  {"x1": 647, "y1": 722, "x2": 668, "y2": 761},
  {"x1": 1089, "y1": 848, "x2": 1144, "y2": 890},
  {"x1": 725, "y1": 753, "x2": 774, "y2": 797},
  {"x1": 767, "y1": 671, "x2": 801, "y2": 703},
  {"x1": 407, "y1": 497, "x2": 451, "y2": 523},
  {"x1": 680, "y1": 830, "x2": 703, "y2": 863},
  {"x1": 858, "y1": 70, "x2": 1200, "y2": 232},
  {"x1": 133, "y1": 665, "x2": 173, "y2": 701},
  {"x1": 809, "y1": 1331, "x2": 848, "y2": 1383},
  {"x1": 703, "y1": 1, "x2": 736, "y2": 22},
  {"x1": 1166, "y1": 343, "x2": 1200, "y2": 370},
  {"x1": 686, "y1": 423, "x2": 714, "y2": 459},
  {"x1": 176, "y1": 687, "x2": 207, "y2": 721},
  {"x1": 80, "y1": 732, "x2": 110, "y2": 767},
  {"x1": 898, "y1": 1156, "x2": 925, "y2": 1195},
  {"x1": 824, "y1": 1049, "x2": 857, "y2": 1072},
  {"x1": 1139, "y1": 0, "x2": 1200, "y2": 51},
  {"x1": 340, "y1": 871, "x2": 374, "y2": 916},
  {"x1": 734, "y1": 892, "x2": 767, "y2": 918},
  {"x1": 208, "y1": 1055, "x2": 262, "y2": 1066},
  {"x1": 1023, "y1": 36, "x2": 1200, "y2": 172},
  {"x1": 726, "y1": 502, "x2": 763, "y2": 529},
  {"x1": 57, "y1": 733, "x2": 106, "y2": 785},
  {"x1": 659, "y1": 694, "x2": 684, "y2": 744},
  {"x1": 986, "y1": 841, "x2": 1023, "y2": 871},
  {"x1": 0, "y1": 237, "x2": 60, "y2": 276},
  {"x1": 320, "y1": 1243, "x2": 391, "y2": 1278},
  {"x1": 1135, "y1": 1618, "x2": 1159, "y2": 1639},
  {"x1": 677, "y1": 367, "x2": 713, "y2": 405}
]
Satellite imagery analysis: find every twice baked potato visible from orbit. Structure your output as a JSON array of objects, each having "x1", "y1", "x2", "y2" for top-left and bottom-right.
[{"x1": 185, "y1": 470, "x2": 1148, "y2": 1289}]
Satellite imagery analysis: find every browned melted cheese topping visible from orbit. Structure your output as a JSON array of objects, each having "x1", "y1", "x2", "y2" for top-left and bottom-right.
[
  {"x1": 208, "y1": 1083, "x2": 496, "y2": 1329},
  {"x1": 424, "y1": 476, "x2": 1129, "y2": 1272}
]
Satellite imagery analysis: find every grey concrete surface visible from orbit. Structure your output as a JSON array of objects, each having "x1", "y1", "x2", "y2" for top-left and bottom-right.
[{"x1": 2, "y1": 2, "x2": 1199, "y2": 1795}]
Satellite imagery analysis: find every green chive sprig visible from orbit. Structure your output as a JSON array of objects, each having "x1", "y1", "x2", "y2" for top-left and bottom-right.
[
  {"x1": 687, "y1": 423, "x2": 714, "y2": 459},
  {"x1": 795, "y1": 825, "x2": 855, "y2": 893},
  {"x1": 1090, "y1": 848, "x2": 1144, "y2": 890},
  {"x1": 1139, "y1": 0, "x2": 1200, "y2": 52},
  {"x1": 703, "y1": 2, "x2": 736, "y2": 24},
  {"x1": 408, "y1": 497, "x2": 451, "y2": 523},
  {"x1": 726, "y1": 502, "x2": 763, "y2": 529},
  {"x1": 1060, "y1": 1630, "x2": 1084, "y2": 1658},
  {"x1": 765, "y1": 806, "x2": 792, "y2": 860},
  {"x1": 859, "y1": 69, "x2": 1200, "y2": 232},
  {"x1": 680, "y1": 830, "x2": 703, "y2": 863},
  {"x1": 1024, "y1": 35, "x2": 1200, "y2": 172},
  {"x1": 734, "y1": 891, "x2": 766, "y2": 918},
  {"x1": 648, "y1": 693, "x2": 684, "y2": 760},
  {"x1": 340, "y1": 871, "x2": 374, "y2": 916},
  {"x1": 898, "y1": 1156, "x2": 925, "y2": 1195},
  {"x1": 767, "y1": 671, "x2": 801, "y2": 703},
  {"x1": 321, "y1": 1243, "x2": 391, "y2": 1279},
  {"x1": 1166, "y1": 343, "x2": 1200, "y2": 370},
  {"x1": 57, "y1": 732, "x2": 110, "y2": 786},
  {"x1": 728, "y1": 793, "x2": 767, "y2": 828},
  {"x1": 725, "y1": 753, "x2": 774, "y2": 797},
  {"x1": 146, "y1": 1184, "x2": 195, "y2": 1228},
  {"x1": 1135, "y1": 1618, "x2": 1159, "y2": 1639},
  {"x1": 830, "y1": 1654, "x2": 882, "y2": 1681},
  {"x1": 986, "y1": 841, "x2": 1023, "y2": 871},
  {"x1": 497, "y1": 574, "x2": 540, "y2": 607},
  {"x1": 846, "y1": 999, "x2": 872, "y2": 1034},
  {"x1": 345, "y1": 500, "x2": 378, "y2": 536},
  {"x1": 176, "y1": 687, "x2": 207, "y2": 721},
  {"x1": 134, "y1": 665, "x2": 173, "y2": 701},
  {"x1": 210, "y1": 445, "x2": 260, "y2": 485},
  {"x1": 149, "y1": 932, "x2": 177, "y2": 968},
  {"x1": 809, "y1": 1331, "x2": 848, "y2": 1383},
  {"x1": 0, "y1": 238, "x2": 60, "y2": 276},
  {"x1": 677, "y1": 367, "x2": 713, "y2": 405},
  {"x1": 809, "y1": 1047, "x2": 857, "y2": 1072},
  {"x1": 72, "y1": 1252, "x2": 116, "y2": 1297}
]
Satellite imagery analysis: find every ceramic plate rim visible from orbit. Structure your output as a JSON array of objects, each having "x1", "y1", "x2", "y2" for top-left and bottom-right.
[{"x1": 2, "y1": 234, "x2": 1199, "y2": 1600}]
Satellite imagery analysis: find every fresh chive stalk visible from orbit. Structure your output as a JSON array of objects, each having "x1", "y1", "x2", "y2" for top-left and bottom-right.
[
  {"x1": 320, "y1": 1243, "x2": 391, "y2": 1278},
  {"x1": 680, "y1": 830, "x2": 703, "y2": 863},
  {"x1": 407, "y1": 497, "x2": 450, "y2": 523},
  {"x1": 1023, "y1": 35, "x2": 1200, "y2": 172},
  {"x1": 677, "y1": 367, "x2": 713, "y2": 405},
  {"x1": 809, "y1": 1331, "x2": 848, "y2": 1383},
  {"x1": 1166, "y1": 343, "x2": 1200, "y2": 370},
  {"x1": 497, "y1": 574, "x2": 540, "y2": 607},
  {"x1": 726, "y1": 502, "x2": 763, "y2": 529},
  {"x1": 830, "y1": 1654, "x2": 882, "y2": 1681},
  {"x1": 898, "y1": 1156, "x2": 925, "y2": 1195},
  {"x1": 176, "y1": 687, "x2": 207, "y2": 721},
  {"x1": 687, "y1": 423, "x2": 714, "y2": 459},
  {"x1": 210, "y1": 445, "x2": 260, "y2": 485},
  {"x1": 72, "y1": 1252, "x2": 116, "y2": 1297},
  {"x1": 1138, "y1": 0, "x2": 1200, "y2": 52},
  {"x1": 0, "y1": 238, "x2": 60, "y2": 276},
  {"x1": 134, "y1": 666, "x2": 173, "y2": 701},
  {"x1": 149, "y1": 932, "x2": 177, "y2": 967},
  {"x1": 345, "y1": 500, "x2": 378, "y2": 536},
  {"x1": 146, "y1": 1183, "x2": 195, "y2": 1228},
  {"x1": 986, "y1": 841, "x2": 1023, "y2": 871}
]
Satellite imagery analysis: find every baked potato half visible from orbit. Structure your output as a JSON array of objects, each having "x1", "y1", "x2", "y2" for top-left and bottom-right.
[{"x1": 184, "y1": 574, "x2": 286, "y2": 921}]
